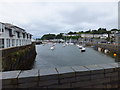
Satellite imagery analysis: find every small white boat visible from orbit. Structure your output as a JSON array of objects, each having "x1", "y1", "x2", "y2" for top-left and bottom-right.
[
  {"x1": 81, "y1": 47, "x2": 86, "y2": 52},
  {"x1": 69, "y1": 43, "x2": 74, "y2": 45},
  {"x1": 77, "y1": 45, "x2": 83, "y2": 49},
  {"x1": 50, "y1": 46, "x2": 55, "y2": 50},
  {"x1": 79, "y1": 46, "x2": 83, "y2": 49},
  {"x1": 66, "y1": 43, "x2": 69, "y2": 46}
]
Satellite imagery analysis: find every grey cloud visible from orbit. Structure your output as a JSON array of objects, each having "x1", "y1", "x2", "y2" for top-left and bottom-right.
[
  {"x1": 59, "y1": 2, "x2": 117, "y2": 25},
  {"x1": 0, "y1": 2, "x2": 118, "y2": 38}
]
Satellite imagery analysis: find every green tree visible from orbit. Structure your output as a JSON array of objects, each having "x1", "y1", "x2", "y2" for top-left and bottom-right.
[
  {"x1": 56, "y1": 33, "x2": 63, "y2": 39},
  {"x1": 98, "y1": 28, "x2": 107, "y2": 34},
  {"x1": 91, "y1": 30, "x2": 98, "y2": 34},
  {"x1": 85, "y1": 30, "x2": 91, "y2": 33},
  {"x1": 68, "y1": 31, "x2": 76, "y2": 34},
  {"x1": 111, "y1": 29, "x2": 118, "y2": 31},
  {"x1": 41, "y1": 34, "x2": 56, "y2": 40}
]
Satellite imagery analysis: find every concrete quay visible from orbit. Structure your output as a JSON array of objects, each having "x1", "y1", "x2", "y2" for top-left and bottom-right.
[{"x1": 1, "y1": 62, "x2": 120, "y2": 88}]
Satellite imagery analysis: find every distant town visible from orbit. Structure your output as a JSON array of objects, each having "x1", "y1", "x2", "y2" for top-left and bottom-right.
[{"x1": 35, "y1": 28, "x2": 120, "y2": 45}]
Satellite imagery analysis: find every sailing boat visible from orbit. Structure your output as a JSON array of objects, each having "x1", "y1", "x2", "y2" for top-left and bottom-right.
[
  {"x1": 69, "y1": 39, "x2": 74, "y2": 45},
  {"x1": 50, "y1": 46, "x2": 55, "y2": 50},
  {"x1": 77, "y1": 44, "x2": 83, "y2": 49},
  {"x1": 81, "y1": 47, "x2": 86, "y2": 52}
]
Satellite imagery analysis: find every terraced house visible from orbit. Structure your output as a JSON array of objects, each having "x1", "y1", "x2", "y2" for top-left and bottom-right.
[{"x1": 0, "y1": 22, "x2": 32, "y2": 48}]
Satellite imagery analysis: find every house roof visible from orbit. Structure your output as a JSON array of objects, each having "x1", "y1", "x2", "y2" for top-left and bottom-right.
[{"x1": 4, "y1": 23, "x2": 25, "y2": 32}]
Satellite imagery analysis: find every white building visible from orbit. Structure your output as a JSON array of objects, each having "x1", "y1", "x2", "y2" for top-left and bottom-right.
[
  {"x1": 0, "y1": 22, "x2": 32, "y2": 49},
  {"x1": 63, "y1": 34, "x2": 79, "y2": 37},
  {"x1": 81, "y1": 34, "x2": 93, "y2": 38},
  {"x1": 80, "y1": 34, "x2": 108, "y2": 39}
]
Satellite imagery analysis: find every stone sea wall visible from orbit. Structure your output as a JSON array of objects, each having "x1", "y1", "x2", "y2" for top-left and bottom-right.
[
  {"x1": 1, "y1": 43, "x2": 37, "y2": 71},
  {"x1": 86, "y1": 43, "x2": 120, "y2": 54},
  {"x1": 86, "y1": 43, "x2": 120, "y2": 62},
  {"x1": 1, "y1": 62, "x2": 120, "y2": 88}
]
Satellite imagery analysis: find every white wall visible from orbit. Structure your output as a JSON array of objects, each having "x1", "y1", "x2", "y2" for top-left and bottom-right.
[{"x1": 0, "y1": 23, "x2": 32, "y2": 49}]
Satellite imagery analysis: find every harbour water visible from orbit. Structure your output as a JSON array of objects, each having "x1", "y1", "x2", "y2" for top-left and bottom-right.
[{"x1": 33, "y1": 43, "x2": 116, "y2": 69}]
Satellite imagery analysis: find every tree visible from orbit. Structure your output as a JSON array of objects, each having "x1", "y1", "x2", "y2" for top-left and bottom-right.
[
  {"x1": 111, "y1": 29, "x2": 118, "y2": 31},
  {"x1": 68, "y1": 31, "x2": 75, "y2": 35},
  {"x1": 98, "y1": 28, "x2": 107, "y2": 34},
  {"x1": 91, "y1": 30, "x2": 98, "y2": 34},
  {"x1": 41, "y1": 34, "x2": 56, "y2": 40},
  {"x1": 85, "y1": 30, "x2": 91, "y2": 33},
  {"x1": 56, "y1": 33, "x2": 63, "y2": 39},
  {"x1": 78, "y1": 31, "x2": 84, "y2": 34}
]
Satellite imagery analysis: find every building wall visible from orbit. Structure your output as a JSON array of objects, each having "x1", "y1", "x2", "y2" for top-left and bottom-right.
[
  {"x1": 80, "y1": 34, "x2": 109, "y2": 39},
  {"x1": 0, "y1": 22, "x2": 32, "y2": 49}
]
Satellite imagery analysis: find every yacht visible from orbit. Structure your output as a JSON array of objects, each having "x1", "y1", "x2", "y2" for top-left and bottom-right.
[
  {"x1": 50, "y1": 46, "x2": 55, "y2": 50},
  {"x1": 81, "y1": 47, "x2": 86, "y2": 52},
  {"x1": 69, "y1": 43, "x2": 74, "y2": 45},
  {"x1": 66, "y1": 43, "x2": 69, "y2": 46},
  {"x1": 77, "y1": 44, "x2": 83, "y2": 49}
]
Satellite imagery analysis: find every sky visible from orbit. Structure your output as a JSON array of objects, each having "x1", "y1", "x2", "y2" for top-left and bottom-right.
[{"x1": 0, "y1": 0, "x2": 119, "y2": 38}]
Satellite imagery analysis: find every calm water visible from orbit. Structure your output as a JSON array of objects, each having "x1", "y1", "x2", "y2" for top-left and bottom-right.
[{"x1": 33, "y1": 43, "x2": 116, "y2": 69}]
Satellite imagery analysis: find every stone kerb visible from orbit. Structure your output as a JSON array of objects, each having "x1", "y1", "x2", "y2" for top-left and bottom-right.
[{"x1": 0, "y1": 62, "x2": 120, "y2": 88}]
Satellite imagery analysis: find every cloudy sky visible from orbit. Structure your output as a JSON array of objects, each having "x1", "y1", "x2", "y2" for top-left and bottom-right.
[{"x1": 0, "y1": 0, "x2": 119, "y2": 38}]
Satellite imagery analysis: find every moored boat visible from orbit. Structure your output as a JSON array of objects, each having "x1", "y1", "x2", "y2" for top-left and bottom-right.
[
  {"x1": 50, "y1": 46, "x2": 55, "y2": 50},
  {"x1": 81, "y1": 47, "x2": 86, "y2": 52},
  {"x1": 77, "y1": 44, "x2": 83, "y2": 49}
]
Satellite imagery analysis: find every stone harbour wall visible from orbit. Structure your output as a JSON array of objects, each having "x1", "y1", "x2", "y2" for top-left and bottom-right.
[
  {"x1": 1, "y1": 62, "x2": 120, "y2": 88},
  {"x1": 86, "y1": 43, "x2": 120, "y2": 62},
  {"x1": 1, "y1": 43, "x2": 37, "y2": 71},
  {"x1": 86, "y1": 43, "x2": 120, "y2": 54}
]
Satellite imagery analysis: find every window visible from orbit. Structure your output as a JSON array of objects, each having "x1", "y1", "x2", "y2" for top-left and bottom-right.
[
  {"x1": 16, "y1": 39, "x2": 18, "y2": 46},
  {"x1": 12, "y1": 39, "x2": 15, "y2": 46},
  {"x1": 6, "y1": 39, "x2": 10, "y2": 48},
  {"x1": 0, "y1": 39, "x2": 4, "y2": 48},
  {"x1": 27, "y1": 34, "x2": 29, "y2": 39},
  {"x1": 19, "y1": 40, "x2": 21, "y2": 46},
  {"x1": 30, "y1": 35, "x2": 32, "y2": 39},
  {"x1": 9, "y1": 29, "x2": 14, "y2": 37},
  {"x1": 17, "y1": 32, "x2": 20, "y2": 38},
  {"x1": 23, "y1": 33, "x2": 25, "y2": 38},
  {"x1": 6, "y1": 39, "x2": 8, "y2": 47},
  {"x1": 2, "y1": 28, "x2": 4, "y2": 32},
  {"x1": 13, "y1": 31, "x2": 16, "y2": 35},
  {"x1": 9, "y1": 39, "x2": 10, "y2": 47},
  {"x1": 0, "y1": 28, "x2": 4, "y2": 32}
]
